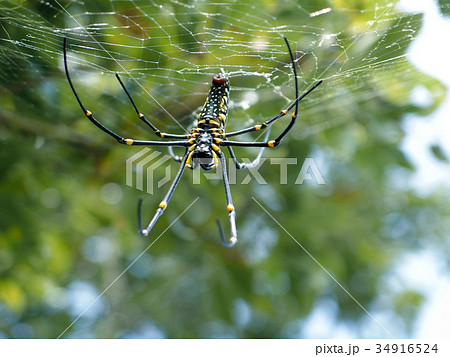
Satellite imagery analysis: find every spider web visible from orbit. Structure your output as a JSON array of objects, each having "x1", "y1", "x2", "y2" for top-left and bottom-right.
[
  {"x1": 0, "y1": 0, "x2": 431, "y2": 140},
  {"x1": 1, "y1": 0, "x2": 449, "y2": 339}
]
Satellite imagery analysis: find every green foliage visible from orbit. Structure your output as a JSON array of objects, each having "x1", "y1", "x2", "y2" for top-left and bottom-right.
[
  {"x1": 437, "y1": 0, "x2": 450, "y2": 17},
  {"x1": 0, "y1": 0, "x2": 448, "y2": 338}
]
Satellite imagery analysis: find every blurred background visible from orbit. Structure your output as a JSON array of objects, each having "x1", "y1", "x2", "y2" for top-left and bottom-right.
[{"x1": 0, "y1": 0, "x2": 449, "y2": 338}]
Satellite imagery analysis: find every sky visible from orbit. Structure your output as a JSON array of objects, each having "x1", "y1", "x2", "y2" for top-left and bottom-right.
[{"x1": 400, "y1": 0, "x2": 450, "y2": 194}]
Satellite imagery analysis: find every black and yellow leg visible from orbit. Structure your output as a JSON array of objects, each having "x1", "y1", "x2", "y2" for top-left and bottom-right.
[
  {"x1": 210, "y1": 150, "x2": 219, "y2": 170},
  {"x1": 227, "y1": 126, "x2": 271, "y2": 169},
  {"x1": 216, "y1": 152, "x2": 238, "y2": 247},
  {"x1": 115, "y1": 74, "x2": 188, "y2": 139},
  {"x1": 64, "y1": 39, "x2": 189, "y2": 148},
  {"x1": 224, "y1": 37, "x2": 322, "y2": 144},
  {"x1": 224, "y1": 80, "x2": 321, "y2": 139},
  {"x1": 185, "y1": 144, "x2": 197, "y2": 169},
  {"x1": 168, "y1": 146, "x2": 183, "y2": 163},
  {"x1": 221, "y1": 87, "x2": 320, "y2": 148},
  {"x1": 120, "y1": 138, "x2": 189, "y2": 147},
  {"x1": 138, "y1": 150, "x2": 189, "y2": 236},
  {"x1": 221, "y1": 139, "x2": 279, "y2": 148}
]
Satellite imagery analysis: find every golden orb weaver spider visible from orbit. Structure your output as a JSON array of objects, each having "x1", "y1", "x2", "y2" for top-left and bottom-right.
[{"x1": 63, "y1": 37, "x2": 322, "y2": 247}]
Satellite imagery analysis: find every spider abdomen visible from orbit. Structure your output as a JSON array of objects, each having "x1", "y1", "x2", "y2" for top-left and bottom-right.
[{"x1": 198, "y1": 74, "x2": 230, "y2": 129}]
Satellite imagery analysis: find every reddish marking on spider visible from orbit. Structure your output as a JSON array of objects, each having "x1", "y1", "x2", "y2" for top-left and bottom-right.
[{"x1": 212, "y1": 74, "x2": 228, "y2": 85}]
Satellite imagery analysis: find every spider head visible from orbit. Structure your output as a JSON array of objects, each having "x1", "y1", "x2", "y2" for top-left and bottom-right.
[
  {"x1": 191, "y1": 133, "x2": 217, "y2": 170},
  {"x1": 212, "y1": 73, "x2": 229, "y2": 86}
]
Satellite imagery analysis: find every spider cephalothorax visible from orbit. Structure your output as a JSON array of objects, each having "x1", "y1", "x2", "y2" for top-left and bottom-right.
[
  {"x1": 186, "y1": 131, "x2": 218, "y2": 170},
  {"x1": 63, "y1": 37, "x2": 322, "y2": 247}
]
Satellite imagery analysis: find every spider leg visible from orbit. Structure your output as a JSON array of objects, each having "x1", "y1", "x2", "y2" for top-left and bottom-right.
[
  {"x1": 168, "y1": 146, "x2": 183, "y2": 163},
  {"x1": 225, "y1": 37, "x2": 322, "y2": 144},
  {"x1": 216, "y1": 152, "x2": 238, "y2": 247},
  {"x1": 64, "y1": 39, "x2": 188, "y2": 147},
  {"x1": 138, "y1": 149, "x2": 189, "y2": 236},
  {"x1": 115, "y1": 74, "x2": 188, "y2": 139},
  {"x1": 225, "y1": 80, "x2": 322, "y2": 138},
  {"x1": 222, "y1": 79, "x2": 322, "y2": 148},
  {"x1": 227, "y1": 126, "x2": 271, "y2": 169}
]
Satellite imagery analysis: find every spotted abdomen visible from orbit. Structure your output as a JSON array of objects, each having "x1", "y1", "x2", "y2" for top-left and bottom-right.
[{"x1": 197, "y1": 74, "x2": 230, "y2": 129}]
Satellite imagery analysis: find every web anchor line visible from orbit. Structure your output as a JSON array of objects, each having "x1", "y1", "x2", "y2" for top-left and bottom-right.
[{"x1": 57, "y1": 197, "x2": 199, "y2": 339}]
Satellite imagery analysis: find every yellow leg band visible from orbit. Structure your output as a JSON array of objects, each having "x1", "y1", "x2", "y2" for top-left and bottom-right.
[
  {"x1": 211, "y1": 150, "x2": 219, "y2": 169},
  {"x1": 229, "y1": 237, "x2": 237, "y2": 245},
  {"x1": 159, "y1": 201, "x2": 167, "y2": 209},
  {"x1": 211, "y1": 143, "x2": 221, "y2": 152},
  {"x1": 185, "y1": 151, "x2": 194, "y2": 168}
]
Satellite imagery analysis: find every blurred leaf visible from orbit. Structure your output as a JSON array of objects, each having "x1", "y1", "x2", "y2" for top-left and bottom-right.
[
  {"x1": 430, "y1": 144, "x2": 450, "y2": 163},
  {"x1": 0, "y1": 280, "x2": 26, "y2": 313},
  {"x1": 437, "y1": 0, "x2": 450, "y2": 17}
]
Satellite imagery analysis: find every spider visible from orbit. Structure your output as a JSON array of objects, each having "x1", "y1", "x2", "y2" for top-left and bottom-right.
[{"x1": 63, "y1": 37, "x2": 322, "y2": 247}]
